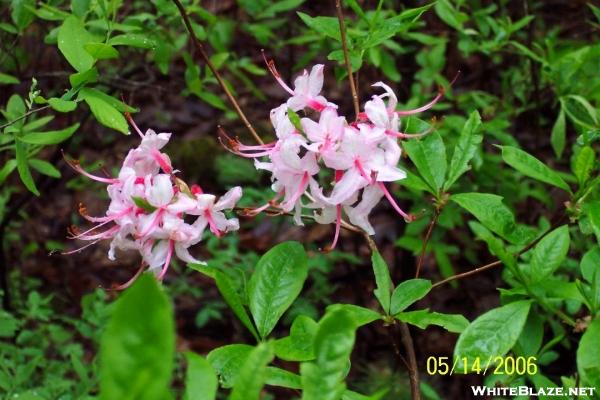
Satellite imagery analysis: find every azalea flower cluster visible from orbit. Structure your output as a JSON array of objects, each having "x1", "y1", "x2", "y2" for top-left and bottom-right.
[
  {"x1": 66, "y1": 118, "x2": 241, "y2": 287},
  {"x1": 222, "y1": 61, "x2": 442, "y2": 249}
]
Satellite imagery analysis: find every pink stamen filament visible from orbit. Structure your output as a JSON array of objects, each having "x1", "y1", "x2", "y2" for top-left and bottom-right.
[
  {"x1": 82, "y1": 207, "x2": 133, "y2": 223},
  {"x1": 354, "y1": 159, "x2": 372, "y2": 183},
  {"x1": 282, "y1": 172, "x2": 309, "y2": 210},
  {"x1": 69, "y1": 224, "x2": 119, "y2": 240},
  {"x1": 66, "y1": 161, "x2": 119, "y2": 184},
  {"x1": 378, "y1": 182, "x2": 411, "y2": 221},
  {"x1": 138, "y1": 208, "x2": 164, "y2": 238},
  {"x1": 330, "y1": 204, "x2": 342, "y2": 250},
  {"x1": 157, "y1": 240, "x2": 174, "y2": 280},
  {"x1": 204, "y1": 210, "x2": 223, "y2": 237},
  {"x1": 262, "y1": 51, "x2": 295, "y2": 95},
  {"x1": 125, "y1": 112, "x2": 145, "y2": 139},
  {"x1": 111, "y1": 262, "x2": 146, "y2": 290},
  {"x1": 245, "y1": 190, "x2": 284, "y2": 216}
]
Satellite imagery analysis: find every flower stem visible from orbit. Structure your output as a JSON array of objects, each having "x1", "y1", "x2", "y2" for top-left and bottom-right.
[
  {"x1": 334, "y1": 0, "x2": 360, "y2": 119},
  {"x1": 171, "y1": 0, "x2": 264, "y2": 145}
]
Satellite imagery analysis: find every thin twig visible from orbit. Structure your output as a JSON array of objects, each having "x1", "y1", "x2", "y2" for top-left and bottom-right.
[
  {"x1": 334, "y1": 0, "x2": 360, "y2": 118},
  {"x1": 171, "y1": 0, "x2": 264, "y2": 145},
  {"x1": 432, "y1": 217, "x2": 567, "y2": 289},
  {"x1": 399, "y1": 322, "x2": 421, "y2": 400},
  {"x1": 0, "y1": 105, "x2": 51, "y2": 131},
  {"x1": 415, "y1": 208, "x2": 440, "y2": 278}
]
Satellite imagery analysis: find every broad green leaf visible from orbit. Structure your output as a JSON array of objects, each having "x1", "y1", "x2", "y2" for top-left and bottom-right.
[
  {"x1": 248, "y1": 241, "x2": 308, "y2": 339},
  {"x1": 57, "y1": 16, "x2": 95, "y2": 72},
  {"x1": 390, "y1": 279, "x2": 432, "y2": 315},
  {"x1": 434, "y1": 0, "x2": 466, "y2": 30},
  {"x1": 452, "y1": 193, "x2": 522, "y2": 244},
  {"x1": 258, "y1": 0, "x2": 306, "y2": 19},
  {"x1": 99, "y1": 273, "x2": 175, "y2": 400},
  {"x1": 562, "y1": 95, "x2": 598, "y2": 128},
  {"x1": 274, "y1": 315, "x2": 317, "y2": 361},
  {"x1": 585, "y1": 201, "x2": 600, "y2": 244},
  {"x1": 297, "y1": 12, "x2": 340, "y2": 41},
  {"x1": 228, "y1": 342, "x2": 274, "y2": 400},
  {"x1": 69, "y1": 67, "x2": 98, "y2": 87},
  {"x1": 581, "y1": 247, "x2": 600, "y2": 283},
  {"x1": 300, "y1": 309, "x2": 357, "y2": 400},
  {"x1": 48, "y1": 97, "x2": 77, "y2": 113},
  {"x1": 207, "y1": 344, "x2": 253, "y2": 388},
  {"x1": 577, "y1": 319, "x2": 600, "y2": 387},
  {"x1": 80, "y1": 90, "x2": 128, "y2": 134},
  {"x1": 15, "y1": 140, "x2": 39, "y2": 196},
  {"x1": 0, "y1": 72, "x2": 19, "y2": 84},
  {"x1": 10, "y1": 0, "x2": 35, "y2": 30},
  {"x1": 499, "y1": 146, "x2": 570, "y2": 192},
  {"x1": 371, "y1": 251, "x2": 393, "y2": 314},
  {"x1": 197, "y1": 91, "x2": 227, "y2": 111},
  {"x1": 515, "y1": 312, "x2": 544, "y2": 357},
  {"x1": 403, "y1": 131, "x2": 447, "y2": 194},
  {"x1": 454, "y1": 301, "x2": 531, "y2": 372},
  {"x1": 5, "y1": 93, "x2": 26, "y2": 121},
  {"x1": 20, "y1": 123, "x2": 79, "y2": 145},
  {"x1": 108, "y1": 34, "x2": 157, "y2": 49},
  {"x1": 265, "y1": 367, "x2": 302, "y2": 389},
  {"x1": 529, "y1": 225, "x2": 570, "y2": 282},
  {"x1": 394, "y1": 310, "x2": 468, "y2": 333},
  {"x1": 79, "y1": 88, "x2": 135, "y2": 112},
  {"x1": 84, "y1": 43, "x2": 120, "y2": 60},
  {"x1": 550, "y1": 108, "x2": 566, "y2": 158},
  {"x1": 0, "y1": 160, "x2": 17, "y2": 184},
  {"x1": 444, "y1": 111, "x2": 482, "y2": 190},
  {"x1": 214, "y1": 270, "x2": 260, "y2": 341},
  {"x1": 29, "y1": 159, "x2": 60, "y2": 178},
  {"x1": 573, "y1": 146, "x2": 595, "y2": 185},
  {"x1": 71, "y1": 0, "x2": 90, "y2": 17},
  {"x1": 184, "y1": 352, "x2": 217, "y2": 400},
  {"x1": 326, "y1": 304, "x2": 381, "y2": 328},
  {"x1": 22, "y1": 115, "x2": 54, "y2": 132}
]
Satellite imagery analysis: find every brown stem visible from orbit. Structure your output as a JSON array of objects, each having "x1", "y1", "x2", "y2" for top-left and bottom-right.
[
  {"x1": 171, "y1": 0, "x2": 264, "y2": 145},
  {"x1": 415, "y1": 208, "x2": 440, "y2": 278},
  {"x1": 399, "y1": 322, "x2": 421, "y2": 400},
  {"x1": 432, "y1": 216, "x2": 567, "y2": 289},
  {"x1": 334, "y1": 0, "x2": 360, "y2": 119},
  {"x1": 0, "y1": 105, "x2": 51, "y2": 131}
]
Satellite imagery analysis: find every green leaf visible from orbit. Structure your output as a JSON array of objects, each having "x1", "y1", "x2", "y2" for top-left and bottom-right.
[
  {"x1": 99, "y1": 273, "x2": 175, "y2": 400},
  {"x1": 297, "y1": 12, "x2": 340, "y2": 41},
  {"x1": 394, "y1": 310, "x2": 468, "y2": 333},
  {"x1": 71, "y1": 0, "x2": 90, "y2": 17},
  {"x1": 69, "y1": 67, "x2": 98, "y2": 87},
  {"x1": 454, "y1": 301, "x2": 531, "y2": 372},
  {"x1": 80, "y1": 90, "x2": 129, "y2": 134},
  {"x1": 257, "y1": 0, "x2": 306, "y2": 19},
  {"x1": 434, "y1": 0, "x2": 467, "y2": 30},
  {"x1": 300, "y1": 309, "x2": 357, "y2": 400},
  {"x1": 371, "y1": 251, "x2": 393, "y2": 314},
  {"x1": 197, "y1": 91, "x2": 227, "y2": 111},
  {"x1": 444, "y1": 111, "x2": 482, "y2": 190},
  {"x1": 274, "y1": 315, "x2": 318, "y2": 362},
  {"x1": 287, "y1": 108, "x2": 303, "y2": 132},
  {"x1": 0, "y1": 160, "x2": 17, "y2": 184},
  {"x1": 265, "y1": 367, "x2": 302, "y2": 389},
  {"x1": 57, "y1": 15, "x2": 95, "y2": 72},
  {"x1": 577, "y1": 318, "x2": 600, "y2": 387},
  {"x1": 550, "y1": 108, "x2": 566, "y2": 158},
  {"x1": 452, "y1": 193, "x2": 521, "y2": 244},
  {"x1": 79, "y1": 88, "x2": 135, "y2": 112},
  {"x1": 184, "y1": 352, "x2": 217, "y2": 400},
  {"x1": 207, "y1": 344, "x2": 253, "y2": 388},
  {"x1": 562, "y1": 95, "x2": 598, "y2": 128},
  {"x1": 390, "y1": 279, "x2": 432, "y2": 315},
  {"x1": 529, "y1": 225, "x2": 570, "y2": 283},
  {"x1": 15, "y1": 140, "x2": 39, "y2": 196},
  {"x1": 228, "y1": 342, "x2": 274, "y2": 400},
  {"x1": 84, "y1": 43, "x2": 120, "y2": 60},
  {"x1": 499, "y1": 146, "x2": 570, "y2": 192},
  {"x1": 214, "y1": 270, "x2": 260, "y2": 341},
  {"x1": 48, "y1": 97, "x2": 77, "y2": 113},
  {"x1": 326, "y1": 304, "x2": 381, "y2": 328},
  {"x1": 10, "y1": 0, "x2": 35, "y2": 30},
  {"x1": 28, "y1": 159, "x2": 60, "y2": 178},
  {"x1": 585, "y1": 201, "x2": 600, "y2": 244},
  {"x1": 403, "y1": 131, "x2": 447, "y2": 194},
  {"x1": 108, "y1": 34, "x2": 157, "y2": 49},
  {"x1": 131, "y1": 196, "x2": 158, "y2": 213},
  {"x1": 573, "y1": 146, "x2": 595, "y2": 185},
  {"x1": 0, "y1": 72, "x2": 19, "y2": 84},
  {"x1": 248, "y1": 241, "x2": 308, "y2": 339},
  {"x1": 20, "y1": 123, "x2": 79, "y2": 145},
  {"x1": 581, "y1": 247, "x2": 600, "y2": 283}
]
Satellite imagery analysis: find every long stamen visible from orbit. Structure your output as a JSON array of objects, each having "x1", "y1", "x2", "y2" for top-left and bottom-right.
[
  {"x1": 386, "y1": 118, "x2": 436, "y2": 139},
  {"x1": 378, "y1": 182, "x2": 414, "y2": 222},
  {"x1": 157, "y1": 240, "x2": 174, "y2": 280},
  {"x1": 110, "y1": 262, "x2": 146, "y2": 291},
  {"x1": 125, "y1": 111, "x2": 145, "y2": 138},
  {"x1": 80, "y1": 204, "x2": 133, "y2": 223},
  {"x1": 328, "y1": 204, "x2": 342, "y2": 251},
  {"x1": 64, "y1": 156, "x2": 119, "y2": 184},
  {"x1": 354, "y1": 159, "x2": 372, "y2": 183},
  {"x1": 62, "y1": 239, "x2": 103, "y2": 255},
  {"x1": 138, "y1": 209, "x2": 164, "y2": 238},
  {"x1": 261, "y1": 50, "x2": 295, "y2": 95},
  {"x1": 204, "y1": 210, "x2": 223, "y2": 237},
  {"x1": 282, "y1": 172, "x2": 309, "y2": 210},
  {"x1": 243, "y1": 190, "x2": 284, "y2": 216}
]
